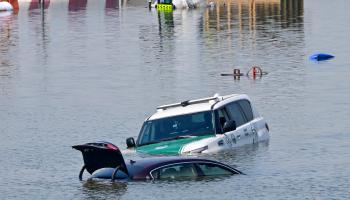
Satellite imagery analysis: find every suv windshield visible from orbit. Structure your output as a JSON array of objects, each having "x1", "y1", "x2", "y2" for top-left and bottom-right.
[{"x1": 137, "y1": 111, "x2": 214, "y2": 146}]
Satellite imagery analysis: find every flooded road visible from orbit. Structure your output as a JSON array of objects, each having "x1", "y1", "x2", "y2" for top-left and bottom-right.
[{"x1": 1, "y1": 0, "x2": 350, "y2": 199}]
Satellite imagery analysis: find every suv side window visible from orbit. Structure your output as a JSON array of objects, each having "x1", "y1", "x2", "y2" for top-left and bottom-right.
[
  {"x1": 215, "y1": 108, "x2": 230, "y2": 134},
  {"x1": 151, "y1": 163, "x2": 197, "y2": 180},
  {"x1": 138, "y1": 121, "x2": 156, "y2": 145},
  {"x1": 238, "y1": 100, "x2": 254, "y2": 122},
  {"x1": 225, "y1": 102, "x2": 247, "y2": 127}
]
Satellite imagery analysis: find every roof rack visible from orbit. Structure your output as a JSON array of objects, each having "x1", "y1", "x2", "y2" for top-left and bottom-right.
[{"x1": 157, "y1": 94, "x2": 221, "y2": 110}]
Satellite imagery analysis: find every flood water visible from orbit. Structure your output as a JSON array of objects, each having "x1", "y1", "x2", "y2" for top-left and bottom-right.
[{"x1": 1, "y1": 0, "x2": 350, "y2": 199}]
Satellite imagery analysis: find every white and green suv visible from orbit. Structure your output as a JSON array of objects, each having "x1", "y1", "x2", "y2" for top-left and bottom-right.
[{"x1": 126, "y1": 94, "x2": 269, "y2": 155}]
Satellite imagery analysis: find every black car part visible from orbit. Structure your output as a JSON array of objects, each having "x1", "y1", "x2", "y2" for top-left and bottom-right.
[{"x1": 72, "y1": 142, "x2": 129, "y2": 180}]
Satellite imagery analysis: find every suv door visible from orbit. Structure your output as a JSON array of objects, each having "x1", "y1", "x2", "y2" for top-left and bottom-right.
[
  {"x1": 224, "y1": 101, "x2": 253, "y2": 146},
  {"x1": 215, "y1": 108, "x2": 235, "y2": 149},
  {"x1": 237, "y1": 100, "x2": 259, "y2": 144}
]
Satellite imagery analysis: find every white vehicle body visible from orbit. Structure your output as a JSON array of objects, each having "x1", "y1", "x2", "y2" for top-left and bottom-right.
[
  {"x1": 180, "y1": 94, "x2": 269, "y2": 154},
  {"x1": 135, "y1": 93, "x2": 269, "y2": 155}
]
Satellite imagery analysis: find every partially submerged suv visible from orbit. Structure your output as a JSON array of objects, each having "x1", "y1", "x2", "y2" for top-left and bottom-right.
[{"x1": 126, "y1": 94, "x2": 269, "y2": 155}]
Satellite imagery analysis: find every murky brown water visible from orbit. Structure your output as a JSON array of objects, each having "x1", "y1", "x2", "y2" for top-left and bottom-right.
[{"x1": 1, "y1": 0, "x2": 350, "y2": 199}]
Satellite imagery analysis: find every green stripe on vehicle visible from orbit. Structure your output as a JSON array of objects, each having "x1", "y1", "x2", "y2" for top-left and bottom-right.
[{"x1": 136, "y1": 135, "x2": 213, "y2": 155}]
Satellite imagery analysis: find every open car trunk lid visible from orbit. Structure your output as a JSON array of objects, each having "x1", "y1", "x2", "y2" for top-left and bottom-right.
[{"x1": 72, "y1": 142, "x2": 129, "y2": 176}]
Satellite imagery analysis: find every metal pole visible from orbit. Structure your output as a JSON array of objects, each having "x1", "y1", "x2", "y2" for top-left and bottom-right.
[{"x1": 148, "y1": 0, "x2": 152, "y2": 9}]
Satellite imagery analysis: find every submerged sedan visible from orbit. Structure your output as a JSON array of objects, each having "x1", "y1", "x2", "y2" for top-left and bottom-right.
[{"x1": 73, "y1": 142, "x2": 243, "y2": 181}]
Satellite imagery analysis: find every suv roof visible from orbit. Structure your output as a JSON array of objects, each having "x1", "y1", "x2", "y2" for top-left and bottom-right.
[{"x1": 148, "y1": 93, "x2": 246, "y2": 120}]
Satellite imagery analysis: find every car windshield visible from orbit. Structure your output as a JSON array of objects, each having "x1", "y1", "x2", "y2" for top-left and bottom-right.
[{"x1": 137, "y1": 111, "x2": 214, "y2": 146}]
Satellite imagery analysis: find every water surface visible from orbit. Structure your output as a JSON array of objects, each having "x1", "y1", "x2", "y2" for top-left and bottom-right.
[{"x1": 1, "y1": 0, "x2": 350, "y2": 199}]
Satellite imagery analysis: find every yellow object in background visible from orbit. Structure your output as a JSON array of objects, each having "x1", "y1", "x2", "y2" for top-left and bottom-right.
[{"x1": 157, "y1": 4, "x2": 173, "y2": 11}]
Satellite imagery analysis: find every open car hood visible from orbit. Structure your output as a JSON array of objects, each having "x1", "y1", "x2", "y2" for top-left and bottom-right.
[{"x1": 72, "y1": 142, "x2": 129, "y2": 176}]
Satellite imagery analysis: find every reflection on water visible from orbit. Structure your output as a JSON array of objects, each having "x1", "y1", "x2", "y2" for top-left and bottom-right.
[
  {"x1": 156, "y1": 10, "x2": 175, "y2": 61},
  {"x1": 105, "y1": 0, "x2": 119, "y2": 9},
  {"x1": 69, "y1": 0, "x2": 87, "y2": 11},
  {"x1": 203, "y1": 0, "x2": 303, "y2": 30},
  {"x1": 27, "y1": 5, "x2": 50, "y2": 66},
  {"x1": 201, "y1": 0, "x2": 304, "y2": 46},
  {"x1": 0, "y1": 16, "x2": 11, "y2": 69},
  {"x1": 280, "y1": 0, "x2": 303, "y2": 26},
  {"x1": 158, "y1": 10, "x2": 175, "y2": 33},
  {"x1": 29, "y1": 0, "x2": 50, "y2": 10},
  {"x1": 82, "y1": 180, "x2": 127, "y2": 199},
  {"x1": 0, "y1": 13, "x2": 17, "y2": 77}
]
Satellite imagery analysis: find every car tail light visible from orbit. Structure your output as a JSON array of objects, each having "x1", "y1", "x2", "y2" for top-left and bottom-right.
[{"x1": 106, "y1": 143, "x2": 118, "y2": 151}]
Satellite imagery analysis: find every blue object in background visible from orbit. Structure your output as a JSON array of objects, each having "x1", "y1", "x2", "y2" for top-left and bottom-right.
[{"x1": 310, "y1": 53, "x2": 334, "y2": 61}]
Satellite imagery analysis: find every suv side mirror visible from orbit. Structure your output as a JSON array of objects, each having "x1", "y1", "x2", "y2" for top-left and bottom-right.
[
  {"x1": 223, "y1": 120, "x2": 236, "y2": 133},
  {"x1": 126, "y1": 137, "x2": 136, "y2": 148}
]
